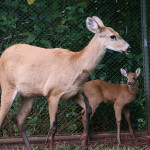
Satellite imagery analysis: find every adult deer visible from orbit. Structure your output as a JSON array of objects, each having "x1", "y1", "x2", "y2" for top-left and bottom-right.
[
  {"x1": 0, "y1": 16, "x2": 131, "y2": 150},
  {"x1": 82, "y1": 68, "x2": 140, "y2": 144}
]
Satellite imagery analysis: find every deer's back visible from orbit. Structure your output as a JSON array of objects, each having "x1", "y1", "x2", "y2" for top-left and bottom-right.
[{"x1": 0, "y1": 44, "x2": 87, "y2": 98}]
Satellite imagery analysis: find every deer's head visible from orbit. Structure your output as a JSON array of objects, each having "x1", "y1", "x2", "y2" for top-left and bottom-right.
[
  {"x1": 86, "y1": 16, "x2": 131, "y2": 54},
  {"x1": 120, "y1": 68, "x2": 141, "y2": 87}
]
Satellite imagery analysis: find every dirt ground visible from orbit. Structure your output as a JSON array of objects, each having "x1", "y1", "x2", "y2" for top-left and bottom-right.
[
  {"x1": 0, "y1": 133, "x2": 150, "y2": 149},
  {"x1": 56, "y1": 134, "x2": 150, "y2": 149},
  {"x1": 89, "y1": 135, "x2": 150, "y2": 148}
]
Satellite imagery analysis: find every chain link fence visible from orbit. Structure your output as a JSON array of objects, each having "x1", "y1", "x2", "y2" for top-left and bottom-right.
[{"x1": 0, "y1": 0, "x2": 149, "y2": 141}]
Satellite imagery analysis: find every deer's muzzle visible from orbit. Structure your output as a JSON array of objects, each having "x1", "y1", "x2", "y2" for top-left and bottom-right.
[{"x1": 127, "y1": 45, "x2": 132, "y2": 53}]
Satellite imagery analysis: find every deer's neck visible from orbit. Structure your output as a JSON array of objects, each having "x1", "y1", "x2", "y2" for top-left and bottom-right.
[
  {"x1": 78, "y1": 34, "x2": 106, "y2": 74},
  {"x1": 128, "y1": 85, "x2": 139, "y2": 95}
]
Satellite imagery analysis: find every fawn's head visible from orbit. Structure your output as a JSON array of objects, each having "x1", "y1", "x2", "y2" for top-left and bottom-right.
[
  {"x1": 86, "y1": 16, "x2": 131, "y2": 54},
  {"x1": 120, "y1": 68, "x2": 141, "y2": 87}
]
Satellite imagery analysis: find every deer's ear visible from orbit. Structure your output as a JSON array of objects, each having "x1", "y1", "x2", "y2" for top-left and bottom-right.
[
  {"x1": 120, "y1": 68, "x2": 127, "y2": 77},
  {"x1": 92, "y1": 16, "x2": 105, "y2": 28},
  {"x1": 135, "y1": 68, "x2": 141, "y2": 77},
  {"x1": 86, "y1": 17, "x2": 99, "y2": 33}
]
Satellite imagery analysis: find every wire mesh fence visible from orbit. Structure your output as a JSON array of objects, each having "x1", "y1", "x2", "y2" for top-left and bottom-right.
[{"x1": 0, "y1": 0, "x2": 149, "y2": 141}]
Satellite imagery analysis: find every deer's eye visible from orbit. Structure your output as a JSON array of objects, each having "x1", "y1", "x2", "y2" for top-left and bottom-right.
[
  {"x1": 110, "y1": 35, "x2": 117, "y2": 40},
  {"x1": 132, "y1": 77, "x2": 136, "y2": 80}
]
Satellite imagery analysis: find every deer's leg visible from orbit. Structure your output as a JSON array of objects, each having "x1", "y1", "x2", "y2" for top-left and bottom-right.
[
  {"x1": 82, "y1": 100, "x2": 100, "y2": 129},
  {"x1": 0, "y1": 83, "x2": 17, "y2": 129},
  {"x1": 72, "y1": 93, "x2": 86, "y2": 127},
  {"x1": 123, "y1": 106, "x2": 134, "y2": 137},
  {"x1": 73, "y1": 93, "x2": 99, "y2": 129},
  {"x1": 48, "y1": 96, "x2": 59, "y2": 150},
  {"x1": 73, "y1": 93, "x2": 91, "y2": 150},
  {"x1": 81, "y1": 93, "x2": 92, "y2": 150},
  {"x1": 114, "y1": 102, "x2": 123, "y2": 144},
  {"x1": 16, "y1": 97, "x2": 35, "y2": 150}
]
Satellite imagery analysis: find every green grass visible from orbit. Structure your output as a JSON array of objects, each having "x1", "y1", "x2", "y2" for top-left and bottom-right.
[
  {"x1": 2, "y1": 144, "x2": 149, "y2": 150},
  {"x1": 54, "y1": 144, "x2": 149, "y2": 150}
]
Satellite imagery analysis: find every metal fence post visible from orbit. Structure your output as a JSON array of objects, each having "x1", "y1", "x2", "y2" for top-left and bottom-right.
[{"x1": 141, "y1": 0, "x2": 150, "y2": 131}]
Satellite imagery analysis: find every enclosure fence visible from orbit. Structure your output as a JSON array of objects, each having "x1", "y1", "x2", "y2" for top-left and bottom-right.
[{"x1": 0, "y1": 0, "x2": 150, "y2": 143}]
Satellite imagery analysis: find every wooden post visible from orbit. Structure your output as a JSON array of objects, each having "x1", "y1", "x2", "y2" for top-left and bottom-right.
[{"x1": 141, "y1": 0, "x2": 150, "y2": 131}]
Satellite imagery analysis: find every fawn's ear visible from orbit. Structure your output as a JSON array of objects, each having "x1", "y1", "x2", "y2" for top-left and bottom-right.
[
  {"x1": 120, "y1": 68, "x2": 127, "y2": 77},
  {"x1": 86, "y1": 17, "x2": 99, "y2": 33},
  {"x1": 135, "y1": 68, "x2": 141, "y2": 77}
]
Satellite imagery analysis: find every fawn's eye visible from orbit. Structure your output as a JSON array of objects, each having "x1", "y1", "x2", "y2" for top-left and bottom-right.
[
  {"x1": 132, "y1": 77, "x2": 136, "y2": 80},
  {"x1": 110, "y1": 35, "x2": 117, "y2": 40}
]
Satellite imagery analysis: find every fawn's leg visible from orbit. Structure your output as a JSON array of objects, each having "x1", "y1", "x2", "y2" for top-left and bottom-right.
[
  {"x1": 114, "y1": 102, "x2": 123, "y2": 144},
  {"x1": 123, "y1": 106, "x2": 134, "y2": 137}
]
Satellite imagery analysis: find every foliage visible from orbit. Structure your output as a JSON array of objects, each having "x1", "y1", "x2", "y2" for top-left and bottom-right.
[
  {"x1": 0, "y1": 0, "x2": 147, "y2": 136},
  {"x1": 27, "y1": 0, "x2": 36, "y2": 5}
]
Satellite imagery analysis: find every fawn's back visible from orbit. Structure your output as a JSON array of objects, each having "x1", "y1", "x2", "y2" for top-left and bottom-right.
[{"x1": 84, "y1": 79, "x2": 138, "y2": 105}]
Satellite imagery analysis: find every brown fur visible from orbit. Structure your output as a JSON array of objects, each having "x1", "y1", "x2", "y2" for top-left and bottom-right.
[
  {"x1": 0, "y1": 16, "x2": 130, "y2": 150},
  {"x1": 82, "y1": 68, "x2": 141, "y2": 144}
]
